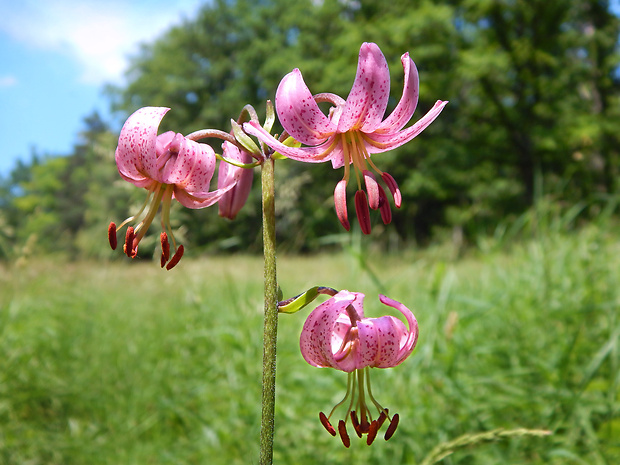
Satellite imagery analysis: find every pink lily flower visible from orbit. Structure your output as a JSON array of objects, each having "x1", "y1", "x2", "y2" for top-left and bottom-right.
[
  {"x1": 108, "y1": 106, "x2": 235, "y2": 269},
  {"x1": 217, "y1": 141, "x2": 254, "y2": 220},
  {"x1": 244, "y1": 42, "x2": 448, "y2": 234},
  {"x1": 300, "y1": 290, "x2": 418, "y2": 446}
]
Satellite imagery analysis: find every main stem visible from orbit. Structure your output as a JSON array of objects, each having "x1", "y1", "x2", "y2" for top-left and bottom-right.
[{"x1": 260, "y1": 156, "x2": 278, "y2": 465}]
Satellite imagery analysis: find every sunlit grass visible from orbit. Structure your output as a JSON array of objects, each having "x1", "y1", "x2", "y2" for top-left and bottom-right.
[{"x1": 1, "y1": 222, "x2": 619, "y2": 464}]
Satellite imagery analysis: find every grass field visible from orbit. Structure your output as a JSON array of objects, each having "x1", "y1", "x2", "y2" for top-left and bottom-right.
[{"x1": 1, "y1": 221, "x2": 619, "y2": 464}]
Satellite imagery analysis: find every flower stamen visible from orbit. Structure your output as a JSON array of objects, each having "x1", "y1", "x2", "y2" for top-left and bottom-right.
[
  {"x1": 108, "y1": 222, "x2": 118, "y2": 250},
  {"x1": 160, "y1": 232, "x2": 170, "y2": 268},
  {"x1": 165, "y1": 245, "x2": 184, "y2": 270},
  {"x1": 338, "y1": 420, "x2": 351, "y2": 448},
  {"x1": 318, "y1": 368, "x2": 401, "y2": 446},
  {"x1": 319, "y1": 412, "x2": 337, "y2": 436},
  {"x1": 123, "y1": 227, "x2": 136, "y2": 258},
  {"x1": 384, "y1": 414, "x2": 400, "y2": 441}
]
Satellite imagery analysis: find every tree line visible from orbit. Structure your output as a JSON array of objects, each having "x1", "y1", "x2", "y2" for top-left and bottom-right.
[{"x1": 1, "y1": 0, "x2": 619, "y2": 261}]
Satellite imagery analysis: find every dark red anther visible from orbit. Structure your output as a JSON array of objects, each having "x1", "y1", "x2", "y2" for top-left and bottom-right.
[
  {"x1": 165, "y1": 245, "x2": 184, "y2": 270},
  {"x1": 108, "y1": 222, "x2": 117, "y2": 250},
  {"x1": 334, "y1": 179, "x2": 350, "y2": 231},
  {"x1": 319, "y1": 412, "x2": 337, "y2": 436},
  {"x1": 123, "y1": 227, "x2": 137, "y2": 258},
  {"x1": 160, "y1": 232, "x2": 170, "y2": 268},
  {"x1": 384, "y1": 413, "x2": 399, "y2": 441},
  {"x1": 354, "y1": 190, "x2": 371, "y2": 235},
  {"x1": 378, "y1": 185, "x2": 392, "y2": 224},
  {"x1": 350, "y1": 411, "x2": 362, "y2": 438},
  {"x1": 338, "y1": 420, "x2": 350, "y2": 448},
  {"x1": 376, "y1": 409, "x2": 388, "y2": 430},
  {"x1": 366, "y1": 420, "x2": 379, "y2": 445}
]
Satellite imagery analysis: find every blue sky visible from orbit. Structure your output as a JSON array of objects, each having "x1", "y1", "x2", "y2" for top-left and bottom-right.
[{"x1": 0, "y1": 0, "x2": 204, "y2": 176}]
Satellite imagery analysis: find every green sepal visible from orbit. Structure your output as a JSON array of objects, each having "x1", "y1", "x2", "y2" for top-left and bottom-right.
[
  {"x1": 264, "y1": 100, "x2": 276, "y2": 134},
  {"x1": 231, "y1": 120, "x2": 261, "y2": 155},
  {"x1": 278, "y1": 286, "x2": 321, "y2": 314}
]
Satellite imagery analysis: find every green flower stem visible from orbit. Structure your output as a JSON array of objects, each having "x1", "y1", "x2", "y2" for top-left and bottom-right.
[{"x1": 260, "y1": 156, "x2": 278, "y2": 465}]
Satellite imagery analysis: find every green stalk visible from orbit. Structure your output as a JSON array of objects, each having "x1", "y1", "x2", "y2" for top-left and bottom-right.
[{"x1": 259, "y1": 156, "x2": 278, "y2": 465}]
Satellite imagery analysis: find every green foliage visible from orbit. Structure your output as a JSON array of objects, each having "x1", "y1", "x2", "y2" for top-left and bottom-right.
[
  {"x1": 106, "y1": 0, "x2": 620, "y2": 249},
  {"x1": 1, "y1": 219, "x2": 618, "y2": 463},
  {"x1": 1, "y1": 0, "x2": 619, "y2": 257}
]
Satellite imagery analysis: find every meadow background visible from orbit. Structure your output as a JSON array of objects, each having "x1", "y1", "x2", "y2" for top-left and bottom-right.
[
  {"x1": 1, "y1": 204, "x2": 619, "y2": 464},
  {"x1": 1, "y1": 0, "x2": 620, "y2": 464}
]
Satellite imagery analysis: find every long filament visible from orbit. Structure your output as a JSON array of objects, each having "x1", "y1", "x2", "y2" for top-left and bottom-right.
[
  {"x1": 357, "y1": 369, "x2": 371, "y2": 423},
  {"x1": 116, "y1": 190, "x2": 154, "y2": 231},
  {"x1": 340, "y1": 133, "x2": 351, "y2": 185},
  {"x1": 327, "y1": 372, "x2": 354, "y2": 420},
  {"x1": 160, "y1": 185, "x2": 177, "y2": 249},
  {"x1": 355, "y1": 132, "x2": 384, "y2": 176},
  {"x1": 134, "y1": 183, "x2": 165, "y2": 242},
  {"x1": 364, "y1": 367, "x2": 389, "y2": 417}
]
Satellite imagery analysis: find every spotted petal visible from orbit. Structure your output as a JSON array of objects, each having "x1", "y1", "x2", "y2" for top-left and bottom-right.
[
  {"x1": 276, "y1": 69, "x2": 337, "y2": 145},
  {"x1": 375, "y1": 52, "x2": 419, "y2": 133},
  {"x1": 243, "y1": 121, "x2": 339, "y2": 163},
  {"x1": 115, "y1": 107, "x2": 169, "y2": 187},
  {"x1": 300, "y1": 292, "x2": 355, "y2": 370},
  {"x1": 379, "y1": 294, "x2": 419, "y2": 365},
  {"x1": 365, "y1": 100, "x2": 448, "y2": 153},
  {"x1": 337, "y1": 42, "x2": 390, "y2": 134},
  {"x1": 162, "y1": 138, "x2": 217, "y2": 192},
  {"x1": 172, "y1": 183, "x2": 234, "y2": 209}
]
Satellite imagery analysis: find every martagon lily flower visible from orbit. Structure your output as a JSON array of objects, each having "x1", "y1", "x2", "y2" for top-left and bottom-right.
[
  {"x1": 300, "y1": 290, "x2": 418, "y2": 447},
  {"x1": 244, "y1": 42, "x2": 448, "y2": 234},
  {"x1": 108, "y1": 106, "x2": 236, "y2": 269}
]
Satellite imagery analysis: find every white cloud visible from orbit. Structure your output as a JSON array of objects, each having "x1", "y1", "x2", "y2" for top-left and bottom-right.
[
  {"x1": 0, "y1": 0, "x2": 203, "y2": 85},
  {"x1": 0, "y1": 75, "x2": 18, "y2": 88}
]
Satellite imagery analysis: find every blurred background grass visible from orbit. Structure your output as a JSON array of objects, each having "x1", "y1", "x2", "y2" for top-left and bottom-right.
[{"x1": 1, "y1": 208, "x2": 618, "y2": 464}]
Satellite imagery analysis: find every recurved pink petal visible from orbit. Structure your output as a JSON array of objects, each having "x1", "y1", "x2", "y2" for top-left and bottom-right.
[
  {"x1": 276, "y1": 69, "x2": 338, "y2": 145},
  {"x1": 243, "y1": 121, "x2": 339, "y2": 163},
  {"x1": 378, "y1": 295, "x2": 418, "y2": 365},
  {"x1": 160, "y1": 135, "x2": 194, "y2": 184},
  {"x1": 155, "y1": 131, "x2": 177, "y2": 172},
  {"x1": 162, "y1": 138, "x2": 217, "y2": 194},
  {"x1": 365, "y1": 100, "x2": 448, "y2": 152},
  {"x1": 172, "y1": 182, "x2": 234, "y2": 209},
  {"x1": 337, "y1": 42, "x2": 390, "y2": 134},
  {"x1": 115, "y1": 107, "x2": 169, "y2": 186},
  {"x1": 218, "y1": 142, "x2": 254, "y2": 220},
  {"x1": 300, "y1": 293, "x2": 354, "y2": 369},
  {"x1": 375, "y1": 53, "x2": 419, "y2": 133},
  {"x1": 357, "y1": 315, "x2": 407, "y2": 368}
]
